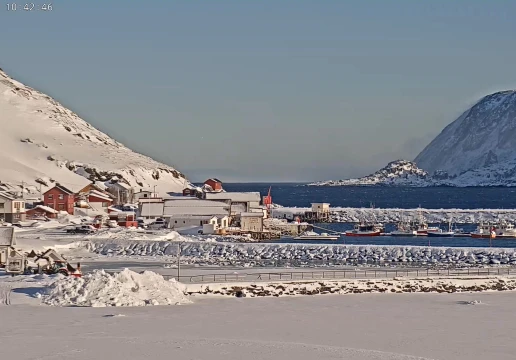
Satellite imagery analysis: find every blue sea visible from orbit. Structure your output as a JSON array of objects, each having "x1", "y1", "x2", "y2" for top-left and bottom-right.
[{"x1": 219, "y1": 183, "x2": 516, "y2": 249}]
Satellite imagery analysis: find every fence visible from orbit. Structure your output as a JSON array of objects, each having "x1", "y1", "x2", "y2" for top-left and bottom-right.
[{"x1": 164, "y1": 267, "x2": 516, "y2": 283}]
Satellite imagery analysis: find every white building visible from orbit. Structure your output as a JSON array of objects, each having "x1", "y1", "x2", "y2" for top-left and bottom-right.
[
  {"x1": 0, "y1": 193, "x2": 26, "y2": 223},
  {"x1": 205, "y1": 192, "x2": 261, "y2": 215},
  {"x1": 138, "y1": 200, "x2": 164, "y2": 219},
  {"x1": 312, "y1": 203, "x2": 330, "y2": 213},
  {"x1": 168, "y1": 215, "x2": 219, "y2": 228},
  {"x1": 240, "y1": 212, "x2": 264, "y2": 232},
  {"x1": 134, "y1": 190, "x2": 160, "y2": 201}
]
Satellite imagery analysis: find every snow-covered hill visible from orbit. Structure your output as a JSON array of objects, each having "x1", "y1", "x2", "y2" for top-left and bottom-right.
[
  {"x1": 312, "y1": 90, "x2": 516, "y2": 187},
  {"x1": 0, "y1": 68, "x2": 187, "y2": 195},
  {"x1": 309, "y1": 160, "x2": 430, "y2": 186}
]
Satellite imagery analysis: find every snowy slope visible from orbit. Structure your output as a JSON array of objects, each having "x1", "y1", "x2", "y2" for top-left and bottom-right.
[
  {"x1": 415, "y1": 90, "x2": 516, "y2": 178},
  {"x1": 0, "y1": 68, "x2": 187, "y2": 194}
]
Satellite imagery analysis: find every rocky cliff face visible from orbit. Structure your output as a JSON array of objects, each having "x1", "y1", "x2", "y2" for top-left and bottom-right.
[{"x1": 415, "y1": 90, "x2": 516, "y2": 177}]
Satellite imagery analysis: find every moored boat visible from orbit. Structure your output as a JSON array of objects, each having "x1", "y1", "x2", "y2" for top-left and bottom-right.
[
  {"x1": 345, "y1": 223, "x2": 382, "y2": 237},
  {"x1": 470, "y1": 221, "x2": 516, "y2": 239},
  {"x1": 294, "y1": 232, "x2": 339, "y2": 240},
  {"x1": 427, "y1": 217, "x2": 455, "y2": 237}
]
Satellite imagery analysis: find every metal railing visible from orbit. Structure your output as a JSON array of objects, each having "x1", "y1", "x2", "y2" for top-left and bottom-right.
[{"x1": 164, "y1": 267, "x2": 516, "y2": 283}]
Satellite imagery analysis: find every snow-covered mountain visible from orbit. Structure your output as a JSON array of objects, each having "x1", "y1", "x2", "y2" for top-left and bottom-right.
[
  {"x1": 415, "y1": 90, "x2": 516, "y2": 178},
  {"x1": 312, "y1": 90, "x2": 516, "y2": 187},
  {"x1": 0, "y1": 68, "x2": 188, "y2": 195},
  {"x1": 309, "y1": 160, "x2": 430, "y2": 186}
]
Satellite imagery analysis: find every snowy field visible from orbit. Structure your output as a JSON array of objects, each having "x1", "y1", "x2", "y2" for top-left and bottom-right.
[
  {"x1": 1, "y1": 279, "x2": 516, "y2": 359},
  {"x1": 274, "y1": 206, "x2": 516, "y2": 223}
]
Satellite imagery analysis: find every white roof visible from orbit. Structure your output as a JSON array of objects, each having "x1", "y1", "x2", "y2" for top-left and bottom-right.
[
  {"x1": 205, "y1": 192, "x2": 261, "y2": 202},
  {"x1": 30, "y1": 205, "x2": 58, "y2": 214},
  {"x1": 167, "y1": 214, "x2": 218, "y2": 220},
  {"x1": 312, "y1": 203, "x2": 330, "y2": 205},
  {"x1": 164, "y1": 199, "x2": 228, "y2": 208},
  {"x1": 88, "y1": 190, "x2": 113, "y2": 201},
  {"x1": 163, "y1": 206, "x2": 229, "y2": 217},
  {"x1": 106, "y1": 182, "x2": 132, "y2": 190},
  {"x1": 240, "y1": 212, "x2": 264, "y2": 217},
  {"x1": 0, "y1": 227, "x2": 15, "y2": 246},
  {"x1": 0, "y1": 192, "x2": 16, "y2": 201}
]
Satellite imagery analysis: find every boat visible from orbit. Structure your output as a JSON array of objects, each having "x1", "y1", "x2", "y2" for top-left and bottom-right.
[
  {"x1": 427, "y1": 217, "x2": 455, "y2": 237},
  {"x1": 470, "y1": 221, "x2": 516, "y2": 239},
  {"x1": 391, "y1": 213, "x2": 417, "y2": 237},
  {"x1": 345, "y1": 222, "x2": 382, "y2": 237},
  {"x1": 294, "y1": 232, "x2": 339, "y2": 240},
  {"x1": 413, "y1": 207, "x2": 440, "y2": 235}
]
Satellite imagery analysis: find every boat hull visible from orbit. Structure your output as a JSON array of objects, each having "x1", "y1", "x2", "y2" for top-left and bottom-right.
[
  {"x1": 345, "y1": 231, "x2": 381, "y2": 237},
  {"x1": 293, "y1": 236, "x2": 339, "y2": 240},
  {"x1": 427, "y1": 232, "x2": 454, "y2": 237},
  {"x1": 390, "y1": 231, "x2": 417, "y2": 237}
]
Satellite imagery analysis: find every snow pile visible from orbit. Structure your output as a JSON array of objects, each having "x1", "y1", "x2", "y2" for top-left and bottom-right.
[
  {"x1": 274, "y1": 207, "x2": 516, "y2": 224},
  {"x1": 0, "y1": 68, "x2": 187, "y2": 195},
  {"x1": 85, "y1": 240, "x2": 516, "y2": 267},
  {"x1": 42, "y1": 269, "x2": 191, "y2": 307}
]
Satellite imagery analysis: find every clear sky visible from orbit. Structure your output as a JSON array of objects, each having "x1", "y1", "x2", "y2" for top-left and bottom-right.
[{"x1": 2, "y1": 0, "x2": 516, "y2": 182}]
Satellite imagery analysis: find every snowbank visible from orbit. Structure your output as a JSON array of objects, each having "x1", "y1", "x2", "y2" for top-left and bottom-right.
[
  {"x1": 85, "y1": 240, "x2": 516, "y2": 267},
  {"x1": 274, "y1": 207, "x2": 516, "y2": 224},
  {"x1": 188, "y1": 276, "x2": 516, "y2": 297},
  {"x1": 42, "y1": 269, "x2": 191, "y2": 307}
]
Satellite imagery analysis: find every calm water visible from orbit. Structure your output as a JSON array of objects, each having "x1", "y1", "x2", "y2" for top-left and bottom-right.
[
  {"x1": 216, "y1": 183, "x2": 516, "y2": 248},
  {"x1": 221, "y1": 183, "x2": 516, "y2": 209}
]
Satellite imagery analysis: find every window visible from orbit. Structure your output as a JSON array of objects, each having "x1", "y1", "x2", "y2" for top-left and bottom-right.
[
  {"x1": 58, "y1": 204, "x2": 65, "y2": 210},
  {"x1": 58, "y1": 194, "x2": 64, "y2": 200},
  {"x1": 14, "y1": 202, "x2": 21, "y2": 209},
  {"x1": 47, "y1": 204, "x2": 54, "y2": 208},
  {"x1": 48, "y1": 194, "x2": 53, "y2": 200},
  {"x1": 102, "y1": 202, "x2": 109, "y2": 207},
  {"x1": 0, "y1": 203, "x2": 4, "y2": 209}
]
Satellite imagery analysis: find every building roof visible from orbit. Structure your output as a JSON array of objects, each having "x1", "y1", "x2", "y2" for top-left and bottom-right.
[
  {"x1": 167, "y1": 214, "x2": 218, "y2": 220},
  {"x1": 205, "y1": 178, "x2": 222, "y2": 183},
  {"x1": 205, "y1": 192, "x2": 261, "y2": 202},
  {"x1": 44, "y1": 183, "x2": 75, "y2": 195},
  {"x1": 0, "y1": 227, "x2": 16, "y2": 246},
  {"x1": 163, "y1": 206, "x2": 229, "y2": 217},
  {"x1": 240, "y1": 212, "x2": 264, "y2": 217},
  {"x1": 106, "y1": 181, "x2": 132, "y2": 191},
  {"x1": 164, "y1": 199, "x2": 228, "y2": 208},
  {"x1": 0, "y1": 192, "x2": 16, "y2": 201},
  {"x1": 28, "y1": 205, "x2": 58, "y2": 214},
  {"x1": 88, "y1": 190, "x2": 113, "y2": 202}
]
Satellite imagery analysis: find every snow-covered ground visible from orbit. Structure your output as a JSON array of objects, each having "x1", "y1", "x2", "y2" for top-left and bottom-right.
[
  {"x1": 273, "y1": 206, "x2": 516, "y2": 223},
  {"x1": 0, "y1": 68, "x2": 187, "y2": 195},
  {"x1": 1, "y1": 271, "x2": 516, "y2": 359}
]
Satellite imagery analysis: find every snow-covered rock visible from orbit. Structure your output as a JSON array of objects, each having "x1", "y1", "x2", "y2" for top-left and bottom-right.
[
  {"x1": 309, "y1": 160, "x2": 429, "y2": 186},
  {"x1": 42, "y1": 269, "x2": 191, "y2": 307},
  {"x1": 85, "y1": 240, "x2": 516, "y2": 268},
  {"x1": 312, "y1": 90, "x2": 516, "y2": 187},
  {"x1": 0, "y1": 68, "x2": 187, "y2": 195}
]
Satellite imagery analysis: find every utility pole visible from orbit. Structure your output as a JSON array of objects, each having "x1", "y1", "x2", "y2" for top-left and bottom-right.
[{"x1": 176, "y1": 241, "x2": 183, "y2": 281}]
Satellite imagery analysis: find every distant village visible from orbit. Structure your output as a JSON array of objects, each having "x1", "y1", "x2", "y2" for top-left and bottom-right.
[{"x1": 0, "y1": 178, "x2": 327, "y2": 239}]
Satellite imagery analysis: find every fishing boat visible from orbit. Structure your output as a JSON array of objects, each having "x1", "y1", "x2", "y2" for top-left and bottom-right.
[
  {"x1": 294, "y1": 231, "x2": 339, "y2": 240},
  {"x1": 413, "y1": 207, "x2": 440, "y2": 235},
  {"x1": 391, "y1": 212, "x2": 417, "y2": 237},
  {"x1": 427, "y1": 218, "x2": 455, "y2": 237},
  {"x1": 470, "y1": 221, "x2": 516, "y2": 239},
  {"x1": 345, "y1": 222, "x2": 382, "y2": 237}
]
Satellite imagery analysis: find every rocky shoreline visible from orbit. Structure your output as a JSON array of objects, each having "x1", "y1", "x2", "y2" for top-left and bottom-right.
[{"x1": 188, "y1": 276, "x2": 516, "y2": 298}]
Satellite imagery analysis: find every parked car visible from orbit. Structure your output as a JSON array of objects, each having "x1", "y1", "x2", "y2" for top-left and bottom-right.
[
  {"x1": 66, "y1": 225, "x2": 97, "y2": 234},
  {"x1": 148, "y1": 218, "x2": 167, "y2": 230},
  {"x1": 137, "y1": 219, "x2": 147, "y2": 229}
]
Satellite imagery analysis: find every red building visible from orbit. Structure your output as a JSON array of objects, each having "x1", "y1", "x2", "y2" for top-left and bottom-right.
[
  {"x1": 43, "y1": 184, "x2": 75, "y2": 214},
  {"x1": 26, "y1": 205, "x2": 59, "y2": 219},
  {"x1": 204, "y1": 178, "x2": 223, "y2": 191}
]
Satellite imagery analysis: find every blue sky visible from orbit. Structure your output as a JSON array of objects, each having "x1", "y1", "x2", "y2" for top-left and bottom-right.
[{"x1": 2, "y1": 0, "x2": 516, "y2": 182}]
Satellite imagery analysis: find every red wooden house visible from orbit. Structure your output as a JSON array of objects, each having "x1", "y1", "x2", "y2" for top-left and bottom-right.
[
  {"x1": 43, "y1": 184, "x2": 75, "y2": 215},
  {"x1": 204, "y1": 178, "x2": 223, "y2": 191}
]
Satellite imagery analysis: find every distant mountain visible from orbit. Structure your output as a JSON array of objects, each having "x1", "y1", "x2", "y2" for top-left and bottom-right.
[
  {"x1": 309, "y1": 160, "x2": 430, "y2": 187},
  {"x1": 0, "y1": 68, "x2": 188, "y2": 195},
  {"x1": 311, "y1": 90, "x2": 516, "y2": 187}
]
